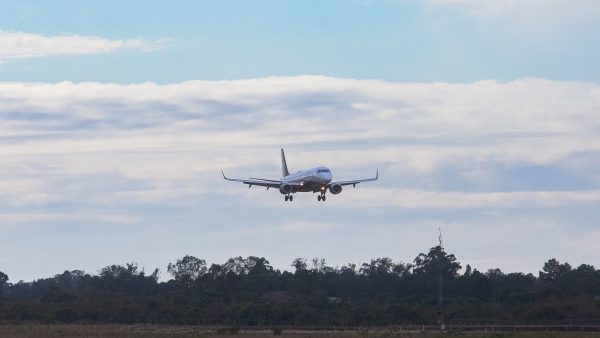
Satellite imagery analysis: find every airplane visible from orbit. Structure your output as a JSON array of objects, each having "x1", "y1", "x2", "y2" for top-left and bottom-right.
[{"x1": 221, "y1": 149, "x2": 378, "y2": 202}]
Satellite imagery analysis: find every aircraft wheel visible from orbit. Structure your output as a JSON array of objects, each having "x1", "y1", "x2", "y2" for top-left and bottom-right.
[
  {"x1": 289, "y1": 195, "x2": 294, "y2": 201},
  {"x1": 322, "y1": 196, "x2": 326, "y2": 201},
  {"x1": 317, "y1": 195, "x2": 321, "y2": 201},
  {"x1": 285, "y1": 195, "x2": 289, "y2": 201}
]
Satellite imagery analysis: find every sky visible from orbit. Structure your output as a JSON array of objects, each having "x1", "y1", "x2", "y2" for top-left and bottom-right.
[{"x1": 0, "y1": 0, "x2": 599, "y2": 282}]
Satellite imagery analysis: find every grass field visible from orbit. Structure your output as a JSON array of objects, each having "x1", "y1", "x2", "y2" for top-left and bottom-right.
[{"x1": 1, "y1": 325, "x2": 600, "y2": 338}]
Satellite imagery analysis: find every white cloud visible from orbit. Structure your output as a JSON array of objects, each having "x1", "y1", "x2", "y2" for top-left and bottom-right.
[
  {"x1": 0, "y1": 212, "x2": 137, "y2": 225},
  {"x1": 0, "y1": 31, "x2": 169, "y2": 60},
  {"x1": 0, "y1": 76, "x2": 598, "y2": 210},
  {"x1": 336, "y1": 188, "x2": 600, "y2": 209}
]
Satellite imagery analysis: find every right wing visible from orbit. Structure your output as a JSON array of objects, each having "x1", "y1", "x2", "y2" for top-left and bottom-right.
[
  {"x1": 221, "y1": 170, "x2": 282, "y2": 188},
  {"x1": 329, "y1": 170, "x2": 378, "y2": 188}
]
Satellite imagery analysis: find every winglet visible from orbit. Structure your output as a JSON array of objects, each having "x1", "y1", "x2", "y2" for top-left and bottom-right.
[
  {"x1": 221, "y1": 169, "x2": 228, "y2": 180},
  {"x1": 375, "y1": 169, "x2": 378, "y2": 180}
]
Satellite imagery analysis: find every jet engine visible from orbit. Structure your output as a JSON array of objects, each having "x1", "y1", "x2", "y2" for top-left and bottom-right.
[
  {"x1": 329, "y1": 184, "x2": 342, "y2": 194},
  {"x1": 279, "y1": 184, "x2": 293, "y2": 194}
]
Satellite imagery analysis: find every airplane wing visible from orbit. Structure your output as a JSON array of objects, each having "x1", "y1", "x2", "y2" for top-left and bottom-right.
[
  {"x1": 329, "y1": 170, "x2": 378, "y2": 188},
  {"x1": 221, "y1": 170, "x2": 282, "y2": 189}
]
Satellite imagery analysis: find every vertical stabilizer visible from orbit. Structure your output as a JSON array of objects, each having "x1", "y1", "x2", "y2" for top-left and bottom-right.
[{"x1": 281, "y1": 148, "x2": 290, "y2": 178}]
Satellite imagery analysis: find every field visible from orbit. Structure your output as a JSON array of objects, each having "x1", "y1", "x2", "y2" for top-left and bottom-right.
[{"x1": 1, "y1": 325, "x2": 600, "y2": 338}]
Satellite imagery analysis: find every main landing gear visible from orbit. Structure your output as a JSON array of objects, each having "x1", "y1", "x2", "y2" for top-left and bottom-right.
[
  {"x1": 317, "y1": 194, "x2": 326, "y2": 202},
  {"x1": 284, "y1": 194, "x2": 294, "y2": 202}
]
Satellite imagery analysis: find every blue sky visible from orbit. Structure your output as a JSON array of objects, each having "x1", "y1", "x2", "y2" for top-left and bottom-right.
[
  {"x1": 1, "y1": 0, "x2": 600, "y2": 282},
  {"x1": 2, "y1": 0, "x2": 599, "y2": 83}
]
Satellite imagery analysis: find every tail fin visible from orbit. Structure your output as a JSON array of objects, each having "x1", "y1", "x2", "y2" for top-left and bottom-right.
[{"x1": 281, "y1": 148, "x2": 290, "y2": 178}]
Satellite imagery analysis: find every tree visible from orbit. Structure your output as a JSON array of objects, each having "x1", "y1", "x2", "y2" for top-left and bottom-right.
[
  {"x1": 0, "y1": 271, "x2": 8, "y2": 286},
  {"x1": 221, "y1": 256, "x2": 248, "y2": 275},
  {"x1": 539, "y1": 258, "x2": 571, "y2": 282},
  {"x1": 0, "y1": 271, "x2": 8, "y2": 297},
  {"x1": 464, "y1": 264, "x2": 472, "y2": 276},
  {"x1": 291, "y1": 258, "x2": 307, "y2": 272},
  {"x1": 311, "y1": 258, "x2": 328, "y2": 273},
  {"x1": 486, "y1": 268, "x2": 504, "y2": 278},
  {"x1": 99, "y1": 265, "x2": 126, "y2": 278},
  {"x1": 359, "y1": 258, "x2": 409, "y2": 276},
  {"x1": 340, "y1": 263, "x2": 357, "y2": 276},
  {"x1": 167, "y1": 255, "x2": 207, "y2": 286},
  {"x1": 4, "y1": 251, "x2": 600, "y2": 326},
  {"x1": 413, "y1": 245, "x2": 461, "y2": 279},
  {"x1": 460, "y1": 269, "x2": 492, "y2": 300},
  {"x1": 245, "y1": 256, "x2": 272, "y2": 275},
  {"x1": 556, "y1": 263, "x2": 598, "y2": 295},
  {"x1": 99, "y1": 264, "x2": 132, "y2": 278},
  {"x1": 208, "y1": 263, "x2": 223, "y2": 277}
]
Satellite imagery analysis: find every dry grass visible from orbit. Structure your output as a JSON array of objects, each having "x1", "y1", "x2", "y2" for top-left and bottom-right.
[{"x1": 0, "y1": 325, "x2": 599, "y2": 338}]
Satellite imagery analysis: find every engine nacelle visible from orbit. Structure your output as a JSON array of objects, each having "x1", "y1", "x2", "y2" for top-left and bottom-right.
[
  {"x1": 279, "y1": 184, "x2": 293, "y2": 194},
  {"x1": 329, "y1": 184, "x2": 343, "y2": 194}
]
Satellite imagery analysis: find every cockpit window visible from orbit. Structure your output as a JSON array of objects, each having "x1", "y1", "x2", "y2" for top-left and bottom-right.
[{"x1": 317, "y1": 169, "x2": 330, "y2": 173}]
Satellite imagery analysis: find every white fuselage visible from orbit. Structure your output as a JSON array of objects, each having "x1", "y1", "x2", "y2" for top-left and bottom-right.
[{"x1": 282, "y1": 166, "x2": 332, "y2": 192}]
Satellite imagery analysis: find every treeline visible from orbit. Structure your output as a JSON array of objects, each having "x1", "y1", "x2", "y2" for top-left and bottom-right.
[{"x1": 0, "y1": 246, "x2": 599, "y2": 326}]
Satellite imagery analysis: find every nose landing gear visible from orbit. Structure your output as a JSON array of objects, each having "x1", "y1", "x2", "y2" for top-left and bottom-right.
[
  {"x1": 317, "y1": 194, "x2": 326, "y2": 202},
  {"x1": 284, "y1": 194, "x2": 293, "y2": 202}
]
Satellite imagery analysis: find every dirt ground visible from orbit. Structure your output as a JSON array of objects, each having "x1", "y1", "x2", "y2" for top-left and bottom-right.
[{"x1": 1, "y1": 325, "x2": 599, "y2": 338}]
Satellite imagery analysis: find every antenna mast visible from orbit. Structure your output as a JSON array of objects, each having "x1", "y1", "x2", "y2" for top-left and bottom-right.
[{"x1": 437, "y1": 228, "x2": 446, "y2": 331}]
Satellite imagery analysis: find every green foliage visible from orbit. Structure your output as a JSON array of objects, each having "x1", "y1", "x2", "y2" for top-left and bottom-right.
[
  {"x1": 0, "y1": 271, "x2": 8, "y2": 298},
  {"x1": 413, "y1": 245, "x2": 461, "y2": 279},
  {"x1": 167, "y1": 255, "x2": 207, "y2": 286},
  {"x1": 1, "y1": 250, "x2": 600, "y2": 326},
  {"x1": 0, "y1": 271, "x2": 8, "y2": 286},
  {"x1": 539, "y1": 258, "x2": 571, "y2": 282}
]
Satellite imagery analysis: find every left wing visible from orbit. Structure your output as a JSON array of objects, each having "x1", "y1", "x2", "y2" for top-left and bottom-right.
[
  {"x1": 329, "y1": 170, "x2": 378, "y2": 188},
  {"x1": 221, "y1": 170, "x2": 281, "y2": 188}
]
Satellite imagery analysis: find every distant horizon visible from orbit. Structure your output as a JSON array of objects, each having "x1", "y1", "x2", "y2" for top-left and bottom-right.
[{"x1": 0, "y1": 247, "x2": 581, "y2": 283}]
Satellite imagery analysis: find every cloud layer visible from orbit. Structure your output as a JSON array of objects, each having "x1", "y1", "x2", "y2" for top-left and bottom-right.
[
  {"x1": 0, "y1": 31, "x2": 167, "y2": 60},
  {"x1": 0, "y1": 76, "x2": 599, "y2": 280},
  {"x1": 1, "y1": 76, "x2": 598, "y2": 202}
]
